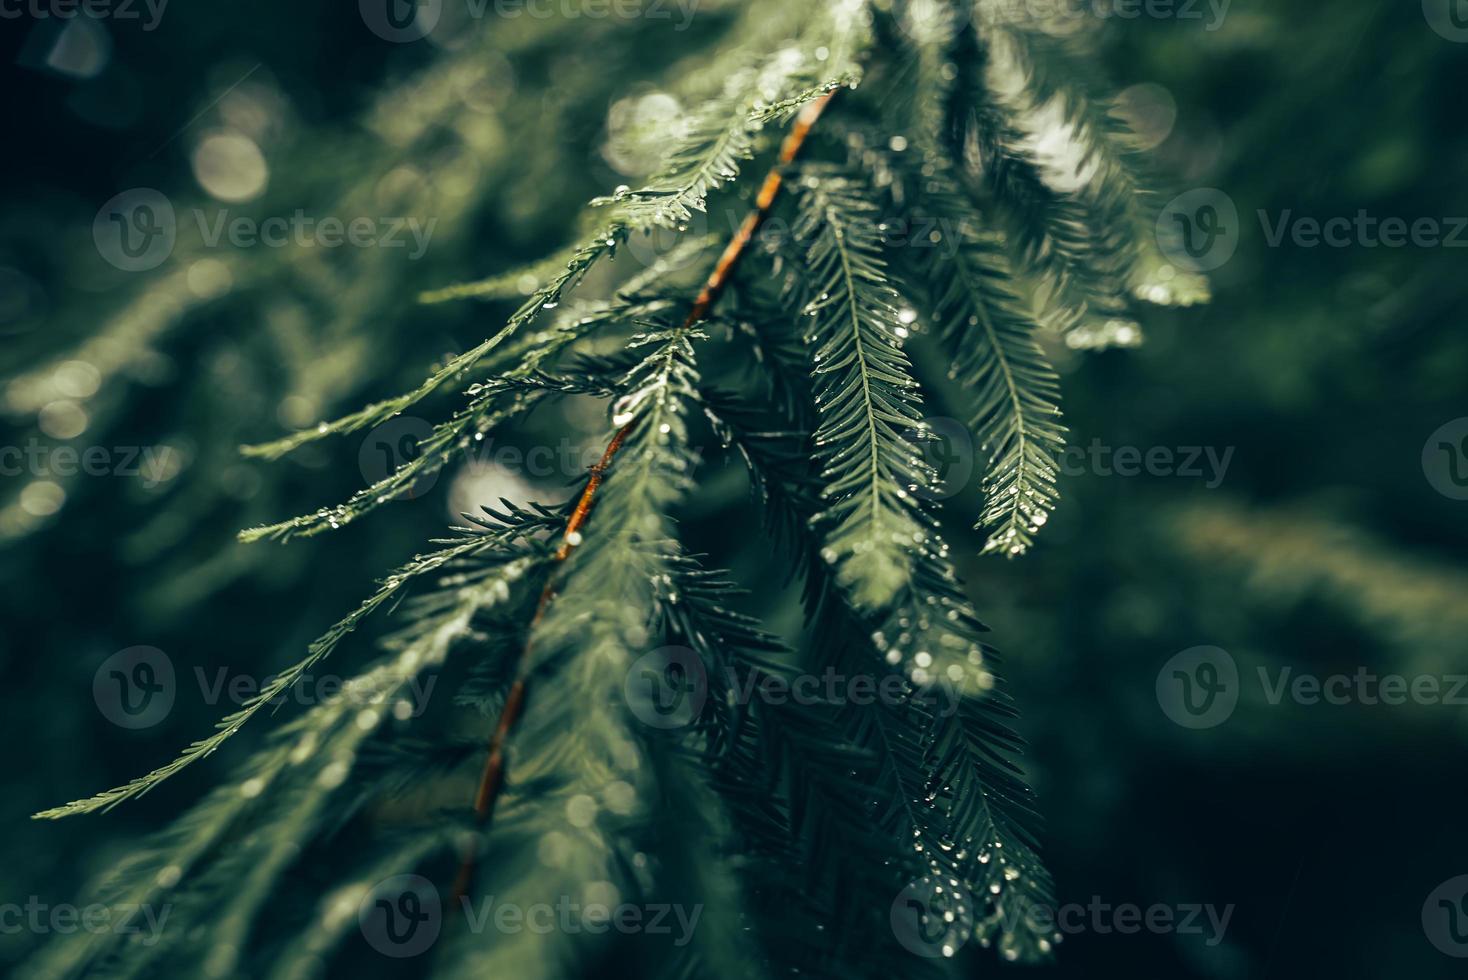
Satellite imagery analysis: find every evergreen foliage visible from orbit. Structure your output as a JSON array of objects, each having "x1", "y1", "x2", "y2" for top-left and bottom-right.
[{"x1": 28, "y1": 2, "x2": 1209, "y2": 976}]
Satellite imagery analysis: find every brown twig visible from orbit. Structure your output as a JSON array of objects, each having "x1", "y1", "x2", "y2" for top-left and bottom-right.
[{"x1": 451, "y1": 89, "x2": 835, "y2": 903}]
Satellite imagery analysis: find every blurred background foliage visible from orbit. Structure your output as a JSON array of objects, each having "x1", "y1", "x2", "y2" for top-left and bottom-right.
[{"x1": 1, "y1": 1, "x2": 1465, "y2": 977}]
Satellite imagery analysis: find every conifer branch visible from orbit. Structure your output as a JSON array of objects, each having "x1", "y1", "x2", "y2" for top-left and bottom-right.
[
  {"x1": 34, "y1": 520, "x2": 554, "y2": 819},
  {"x1": 791, "y1": 170, "x2": 931, "y2": 609},
  {"x1": 452, "y1": 90, "x2": 835, "y2": 899},
  {"x1": 900, "y1": 28, "x2": 1067, "y2": 556},
  {"x1": 27, "y1": 8, "x2": 1219, "y2": 975}
]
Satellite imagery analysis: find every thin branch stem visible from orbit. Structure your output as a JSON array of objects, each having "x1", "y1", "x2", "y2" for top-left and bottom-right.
[{"x1": 451, "y1": 89, "x2": 835, "y2": 903}]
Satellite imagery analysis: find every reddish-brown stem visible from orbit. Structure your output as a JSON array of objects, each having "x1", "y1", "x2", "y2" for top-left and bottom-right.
[
  {"x1": 682, "y1": 90, "x2": 834, "y2": 328},
  {"x1": 451, "y1": 89, "x2": 834, "y2": 903}
]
